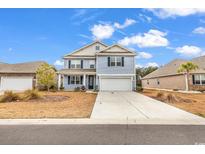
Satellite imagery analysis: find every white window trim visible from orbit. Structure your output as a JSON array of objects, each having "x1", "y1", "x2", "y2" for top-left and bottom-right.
[
  {"x1": 70, "y1": 75, "x2": 82, "y2": 85},
  {"x1": 110, "y1": 56, "x2": 122, "y2": 67},
  {"x1": 70, "y1": 60, "x2": 81, "y2": 69},
  {"x1": 89, "y1": 60, "x2": 95, "y2": 69},
  {"x1": 96, "y1": 46, "x2": 100, "y2": 50},
  {"x1": 193, "y1": 74, "x2": 205, "y2": 85}
]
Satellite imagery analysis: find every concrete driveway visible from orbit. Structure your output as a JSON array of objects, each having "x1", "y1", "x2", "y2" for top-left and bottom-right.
[{"x1": 91, "y1": 92, "x2": 204, "y2": 121}]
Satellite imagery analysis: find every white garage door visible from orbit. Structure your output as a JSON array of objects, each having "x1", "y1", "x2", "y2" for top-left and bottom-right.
[
  {"x1": 100, "y1": 77, "x2": 132, "y2": 91},
  {"x1": 0, "y1": 76, "x2": 33, "y2": 91}
]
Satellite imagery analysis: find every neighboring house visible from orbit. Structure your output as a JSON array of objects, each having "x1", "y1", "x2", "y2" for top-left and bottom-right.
[
  {"x1": 58, "y1": 41, "x2": 136, "y2": 91},
  {"x1": 0, "y1": 61, "x2": 46, "y2": 91},
  {"x1": 141, "y1": 56, "x2": 205, "y2": 91}
]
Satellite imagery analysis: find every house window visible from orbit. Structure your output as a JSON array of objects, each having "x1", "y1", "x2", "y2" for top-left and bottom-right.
[
  {"x1": 193, "y1": 74, "x2": 205, "y2": 85},
  {"x1": 70, "y1": 60, "x2": 81, "y2": 69},
  {"x1": 89, "y1": 60, "x2": 95, "y2": 69},
  {"x1": 70, "y1": 76, "x2": 75, "y2": 84},
  {"x1": 116, "y1": 57, "x2": 122, "y2": 66},
  {"x1": 110, "y1": 57, "x2": 116, "y2": 66},
  {"x1": 147, "y1": 80, "x2": 149, "y2": 85},
  {"x1": 110, "y1": 56, "x2": 123, "y2": 67},
  {"x1": 69, "y1": 75, "x2": 83, "y2": 85},
  {"x1": 157, "y1": 79, "x2": 160, "y2": 85},
  {"x1": 96, "y1": 46, "x2": 100, "y2": 50},
  {"x1": 75, "y1": 76, "x2": 80, "y2": 84},
  {"x1": 202, "y1": 75, "x2": 205, "y2": 85}
]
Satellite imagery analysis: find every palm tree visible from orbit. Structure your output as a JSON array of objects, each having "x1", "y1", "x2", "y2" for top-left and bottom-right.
[{"x1": 177, "y1": 62, "x2": 199, "y2": 91}]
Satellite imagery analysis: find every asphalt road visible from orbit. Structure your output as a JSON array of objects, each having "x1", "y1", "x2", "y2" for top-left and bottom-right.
[{"x1": 0, "y1": 124, "x2": 205, "y2": 145}]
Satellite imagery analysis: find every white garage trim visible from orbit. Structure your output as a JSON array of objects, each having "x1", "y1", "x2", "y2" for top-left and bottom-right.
[
  {"x1": 98, "y1": 74, "x2": 135, "y2": 76},
  {"x1": 99, "y1": 76, "x2": 132, "y2": 91},
  {"x1": 0, "y1": 76, "x2": 33, "y2": 91}
]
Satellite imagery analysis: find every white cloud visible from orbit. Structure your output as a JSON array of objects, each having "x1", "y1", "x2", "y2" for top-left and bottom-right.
[
  {"x1": 176, "y1": 45, "x2": 205, "y2": 57},
  {"x1": 90, "y1": 24, "x2": 115, "y2": 40},
  {"x1": 135, "y1": 64, "x2": 143, "y2": 68},
  {"x1": 135, "y1": 62, "x2": 159, "y2": 68},
  {"x1": 71, "y1": 9, "x2": 87, "y2": 19},
  {"x1": 193, "y1": 27, "x2": 205, "y2": 34},
  {"x1": 78, "y1": 34, "x2": 92, "y2": 40},
  {"x1": 114, "y1": 18, "x2": 136, "y2": 29},
  {"x1": 146, "y1": 62, "x2": 159, "y2": 67},
  {"x1": 148, "y1": 8, "x2": 205, "y2": 19},
  {"x1": 136, "y1": 52, "x2": 153, "y2": 59},
  {"x1": 8, "y1": 48, "x2": 13, "y2": 52},
  {"x1": 54, "y1": 60, "x2": 64, "y2": 66},
  {"x1": 118, "y1": 29, "x2": 169, "y2": 48},
  {"x1": 139, "y1": 13, "x2": 152, "y2": 23},
  {"x1": 200, "y1": 19, "x2": 205, "y2": 23}
]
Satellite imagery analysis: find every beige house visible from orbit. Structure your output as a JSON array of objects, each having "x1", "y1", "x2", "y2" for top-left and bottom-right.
[
  {"x1": 141, "y1": 56, "x2": 205, "y2": 91},
  {"x1": 0, "y1": 61, "x2": 45, "y2": 91}
]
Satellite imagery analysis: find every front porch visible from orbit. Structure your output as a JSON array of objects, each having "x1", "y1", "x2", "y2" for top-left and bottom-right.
[{"x1": 57, "y1": 69, "x2": 96, "y2": 91}]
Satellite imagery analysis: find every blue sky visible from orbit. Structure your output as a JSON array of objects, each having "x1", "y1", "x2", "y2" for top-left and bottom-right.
[{"x1": 0, "y1": 8, "x2": 205, "y2": 68}]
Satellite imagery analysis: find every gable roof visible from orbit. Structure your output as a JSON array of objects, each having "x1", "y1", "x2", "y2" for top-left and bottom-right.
[
  {"x1": 142, "y1": 55, "x2": 205, "y2": 79},
  {"x1": 64, "y1": 40, "x2": 108, "y2": 58},
  {"x1": 142, "y1": 59, "x2": 188, "y2": 79},
  {"x1": 96, "y1": 44, "x2": 136, "y2": 56},
  {"x1": 0, "y1": 61, "x2": 46, "y2": 74}
]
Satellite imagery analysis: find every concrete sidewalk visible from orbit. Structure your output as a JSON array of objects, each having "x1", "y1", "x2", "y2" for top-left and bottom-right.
[
  {"x1": 0, "y1": 118, "x2": 205, "y2": 125},
  {"x1": 91, "y1": 92, "x2": 205, "y2": 121}
]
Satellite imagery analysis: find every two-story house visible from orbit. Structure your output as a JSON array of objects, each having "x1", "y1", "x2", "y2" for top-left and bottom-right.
[{"x1": 58, "y1": 41, "x2": 136, "y2": 91}]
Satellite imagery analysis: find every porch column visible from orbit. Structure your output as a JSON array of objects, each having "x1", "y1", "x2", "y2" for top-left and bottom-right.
[
  {"x1": 83, "y1": 74, "x2": 86, "y2": 86},
  {"x1": 185, "y1": 73, "x2": 188, "y2": 91},
  {"x1": 58, "y1": 74, "x2": 61, "y2": 90}
]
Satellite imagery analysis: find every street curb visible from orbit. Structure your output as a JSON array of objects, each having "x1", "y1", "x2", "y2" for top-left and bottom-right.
[{"x1": 0, "y1": 119, "x2": 205, "y2": 125}]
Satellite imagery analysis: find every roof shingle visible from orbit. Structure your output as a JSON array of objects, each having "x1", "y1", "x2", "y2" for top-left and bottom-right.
[
  {"x1": 143, "y1": 56, "x2": 205, "y2": 79},
  {"x1": 0, "y1": 61, "x2": 46, "y2": 74}
]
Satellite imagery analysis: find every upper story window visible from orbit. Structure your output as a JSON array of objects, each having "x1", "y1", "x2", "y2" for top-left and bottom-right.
[
  {"x1": 116, "y1": 57, "x2": 122, "y2": 66},
  {"x1": 109, "y1": 56, "x2": 124, "y2": 67},
  {"x1": 193, "y1": 74, "x2": 205, "y2": 85},
  {"x1": 89, "y1": 60, "x2": 95, "y2": 69},
  {"x1": 110, "y1": 57, "x2": 116, "y2": 66},
  {"x1": 70, "y1": 60, "x2": 81, "y2": 69},
  {"x1": 95, "y1": 46, "x2": 100, "y2": 50}
]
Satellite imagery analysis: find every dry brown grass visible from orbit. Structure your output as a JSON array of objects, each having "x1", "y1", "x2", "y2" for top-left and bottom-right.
[
  {"x1": 0, "y1": 92, "x2": 97, "y2": 119},
  {"x1": 142, "y1": 89, "x2": 205, "y2": 118}
]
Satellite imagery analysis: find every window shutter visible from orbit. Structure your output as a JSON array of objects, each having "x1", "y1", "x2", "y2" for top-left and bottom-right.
[
  {"x1": 192, "y1": 75, "x2": 195, "y2": 85},
  {"x1": 80, "y1": 76, "x2": 83, "y2": 84},
  {"x1": 122, "y1": 57, "x2": 124, "y2": 67},
  {"x1": 68, "y1": 60, "x2": 71, "y2": 68},
  {"x1": 68, "y1": 76, "x2": 70, "y2": 85},
  {"x1": 108, "y1": 57, "x2": 110, "y2": 67},
  {"x1": 81, "y1": 60, "x2": 83, "y2": 69}
]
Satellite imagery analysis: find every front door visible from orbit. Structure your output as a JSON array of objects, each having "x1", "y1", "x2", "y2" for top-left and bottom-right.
[{"x1": 88, "y1": 75, "x2": 94, "y2": 89}]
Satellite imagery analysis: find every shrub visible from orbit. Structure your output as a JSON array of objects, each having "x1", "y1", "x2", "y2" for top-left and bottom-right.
[
  {"x1": 0, "y1": 91, "x2": 21, "y2": 103},
  {"x1": 23, "y1": 89, "x2": 41, "y2": 101},
  {"x1": 80, "y1": 86, "x2": 86, "y2": 92},
  {"x1": 60, "y1": 85, "x2": 64, "y2": 90},
  {"x1": 156, "y1": 91, "x2": 163, "y2": 98},
  {"x1": 136, "y1": 86, "x2": 143, "y2": 92},
  {"x1": 165, "y1": 94, "x2": 177, "y2": 103},
  {"x1": 74, "y1": 87, "x2": 80, "y2": 92}
]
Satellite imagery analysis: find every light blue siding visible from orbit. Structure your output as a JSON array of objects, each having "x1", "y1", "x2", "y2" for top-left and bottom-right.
[{"x1": 96, "y1": 56, "x2": 135, "y2": 74}]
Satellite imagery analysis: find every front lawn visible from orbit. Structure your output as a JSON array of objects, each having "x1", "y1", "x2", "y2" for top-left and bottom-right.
[
  {"x1": 142, "y1": 89, "x2": 205, "y2": 118},
  {"x1": 0, "y1": 91, "x2": 97, "y2": 119}
]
